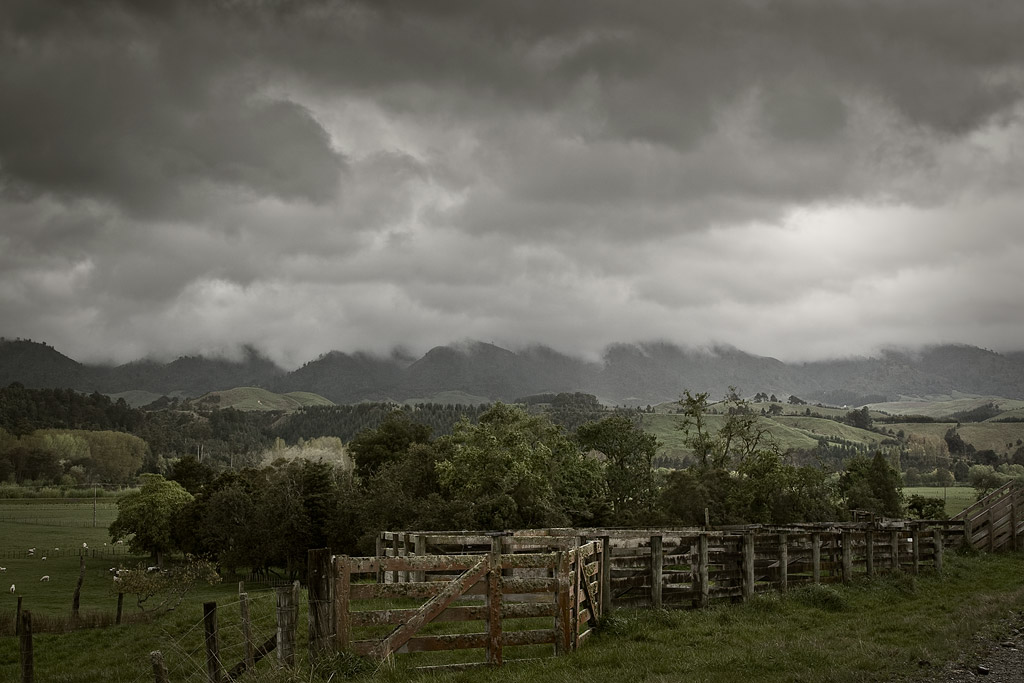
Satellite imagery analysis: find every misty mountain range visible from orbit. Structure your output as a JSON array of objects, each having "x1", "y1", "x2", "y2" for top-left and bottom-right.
[{"x1": 3, "y1": 338, "x2": 1024, "y2": 407}]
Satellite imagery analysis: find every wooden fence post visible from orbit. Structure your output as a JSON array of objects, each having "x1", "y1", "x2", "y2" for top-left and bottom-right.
[
  {"x1": 742, "y1": 533, "x2": 754, "y2": 600},
  {"x1": 865, "y1": 529, "x2": 874, "y2": 577},
  {"x1": 116, "y1": 592, "x2": 124, "y2": 625},
  {"x1": 150, "y1": 650, "x2": 169, "y2": 683},
  {"x1": 415, "y1": 535, "x2": 428, "y2": 582},
  {"x1": 571, "y1": 537, "x2": 581, "y2": 651},
  {"x1": 811, "y1": 533, "x2": 821, "y2": 584},
  {"x1": 554, "y1": 550, "x2": 572, "y2": 656},
  {"x1": 15, "y1": 596, "x2": 22, "y2": 636},
  {"x1": 276, "y1": 582, "x2": 299, "y2": 667},
  {"x1": 391, "y1": 533, "x2": 400, "y2": 584},
  {"x1": 932, "y1": 528, "x2": 944, "y2": 574},
  {"x1": 1012, "y1": 495, "x2": 1019, "y2": 552},
  {"x1": 600, "y1": 536, "x2": 611, "y2": 616},
  {"x1": 778, "y1": 533, "x2": 788, "y2": 592},
  {"x1": 486, "y1": 535, "x2": 503, "y2": 665},
  {"x1": 19, "y1": 609, "x2": 32, "y2": 683},
  {"x1": 841, "y1": 531, "x2": 852, "y2": 583},
  {"x1": 650, "y1": 535, "x2": 663, "y2": 609},
  {"x1": 203, "y1": 601, "x2": 223, "y2": 683},
  {"x1": 335, "y1": 556, "x2": 351, "y2": 652},
  {"x1": 697, "y1": 533, "x2": 709, "y2": 608},
  {"x1": 72, "y1": 554, "x2": 85, "y2": 618},
  {"x1": 375, "y1": 534, "x2": 385, "y2": 584},
  {"x1": 891, "y1": 530, "x2": 900, "y2": 572},
  {"x1": 988, "y1": 507, "x2": 996, "y2": 552},
  {"x1": 912, "y1": 526, "x2": 920, "y2": 574},
  {"x1": 240, "y1": 592, "x2": 255, "y2": 672},
  {"x1": 307, "y1": 548, "x2": 334, "y2": 659}
]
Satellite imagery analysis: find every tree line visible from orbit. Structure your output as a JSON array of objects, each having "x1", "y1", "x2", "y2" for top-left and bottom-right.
[{"x1": 109, "y1": 396, "x2": 909, "y2": 579}]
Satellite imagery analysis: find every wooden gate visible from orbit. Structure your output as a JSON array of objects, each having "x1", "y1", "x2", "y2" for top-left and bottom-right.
[{"x1": 334, "y1": 537, "x2": 603, "y2": 670}]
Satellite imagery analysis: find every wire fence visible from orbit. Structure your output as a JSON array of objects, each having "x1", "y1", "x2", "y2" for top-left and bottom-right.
[{"x1": 138, "y1": 588, "x2": 291, "y2": 683}]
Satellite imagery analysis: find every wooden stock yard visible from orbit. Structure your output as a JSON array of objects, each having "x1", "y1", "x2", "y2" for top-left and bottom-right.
[
  {"x1": 334, "y1": 533, "x2": 603, "y2": 670},
  {"x1": 377, "y1": 523, "x2": 957, "y2": 612}
]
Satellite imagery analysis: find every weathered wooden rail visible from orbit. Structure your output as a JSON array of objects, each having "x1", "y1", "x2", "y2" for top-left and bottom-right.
[
  {"x1": 953, "y1": 481, "x2": 1023, "y2": 552},
  {"x1": 334, "y1": 534, "x2": 603, "y2": 670},
  {"x1": 376, "y1": 522, "x2": 959, "y2": 618}
]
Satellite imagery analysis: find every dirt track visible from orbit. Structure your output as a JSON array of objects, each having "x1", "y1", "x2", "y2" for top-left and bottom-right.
[{"x1": 911, "y1": 610, "x2": 1023, "y2": 682}]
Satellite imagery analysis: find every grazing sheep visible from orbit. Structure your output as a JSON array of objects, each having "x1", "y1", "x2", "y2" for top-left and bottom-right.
[
  {"x1": 40, "y1": 576, "x2": 50, "y2": 582},
  {"x1": 82, "y1": 542, "x2": 88, "y2": 548},
  {"x1": 9, "y1": 584, "x2": 14, "y2": 593},
  {"x1": 113, "y1": 576, "x2": 121, "y2": 583},
  {"x1": 0, "y1": 567, "x2": 6, "y2": 572},
  {"x1": 41, "y1": 556, "x2": 46, "y2": 561},
  {"x1": 147, "y1": 566, "x2": 159, "y2": 572}
]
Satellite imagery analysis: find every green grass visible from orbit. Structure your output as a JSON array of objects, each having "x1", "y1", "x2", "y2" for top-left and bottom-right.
[
  {"x1": 3, "y1": 502, "x2": 1024, "y2": 682},
  {"x1": 903, "y1": 486, "x2": 977, "y2": 517}
]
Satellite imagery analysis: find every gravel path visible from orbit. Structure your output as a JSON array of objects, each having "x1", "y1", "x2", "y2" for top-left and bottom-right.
[{"x1": 911, "y1": 610, "x2": 1023, "y2": 682}]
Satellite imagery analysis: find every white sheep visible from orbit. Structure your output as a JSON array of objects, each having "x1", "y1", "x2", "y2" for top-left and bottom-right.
[
  {"x1": 40, "y1": 576, "x2": 50, "y2": 582},
  {"x1": 82, "y1": 542, "x2": 88, "y2": 548},
  {"x1": 113, "y1": 576, "x2": 121, "y2": 583},
  {"x1": 9, "y1": 584, "x2": 14, "y2": 593},
  {"x1": 41, "y1": 556, "x2": 46, "y2": 561},
  {"x1": 0, "y1": 567, "x2": 6, "y2": 572},
  {"x1": 147, "y1": 566, "x2": 159, "y2": 572}
]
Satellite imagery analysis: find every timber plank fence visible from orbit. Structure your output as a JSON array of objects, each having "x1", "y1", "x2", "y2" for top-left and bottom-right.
[{"x1": 953, "y1": 481, "x2": 1023, "y2": 552}]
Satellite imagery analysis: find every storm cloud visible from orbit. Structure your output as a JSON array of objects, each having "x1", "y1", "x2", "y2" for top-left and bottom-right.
[{"x1": 2, "y1": 0, "x2": 1023, "y2": 368}]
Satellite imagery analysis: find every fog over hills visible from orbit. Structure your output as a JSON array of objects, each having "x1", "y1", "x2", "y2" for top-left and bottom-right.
[{"x1": 4, "y1": 338, "x2": 1024, "y2": 408}]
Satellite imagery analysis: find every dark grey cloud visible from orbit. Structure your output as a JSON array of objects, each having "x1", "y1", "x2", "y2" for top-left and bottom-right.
[{"x1": 1, "y1": 0, "x2": 1023, "y2": 367}]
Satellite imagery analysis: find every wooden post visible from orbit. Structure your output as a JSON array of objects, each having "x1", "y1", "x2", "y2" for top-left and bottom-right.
[
  {"x1": 276, "y1": 582, "x2": 299, "y2": 667},
  {"x1": 697, "y1": 533, "x2": 710, "y2": 608},
  {"x1": 240, "y1": 592, "x2": 255, "y2": 672},
  {"x1": 375, "y1": 534, "x2": 385, "y2": 584},
  {"x1": 1012, "y1": 495, "x2": 1019, "y2": 552},
  {"x1": 841, "y1": 531, "x2": 852, "y2": 583},
  {"x1": 912, "y1": 526, "x2": 921, "y2": 574},
  {"x1": 554, "y1": 550, "x2": 572, "y2": 655},
  {"x1": 964, "y1": 515, "x2": 974, "y2": 550},
  {"x1": 15, "y1": 596, "x2": 22, "y2": 636},
  {"x1": 19, "y1": 610, "x2": 32, "y2": 683},
  {"x1": 600, "y1": 536, "x2": 611, "y2": 616},
  {"x1": 150, "y1": 650, "x2": 169, "y2": 683},
  {"x1": 891, "y1": 530, "x2": 900, "y2": 572},
  {"x1": 811, "y1": 533, "x2": 821, "y2": 584},
  {"x1": 486, "y1": 536, "x2": 503, "y2": 665},
  {"x1": 571, "y1": 537, "x2": 581, "y2": 650},
  {"x1": 307, "y1": 548, "x2": 334, "y2": 659},
  {"x1": 742, "y1": 533, "x2": 755, "y2": 600},
  {"x1": 335, "y1": 556, "x2": 351, "y2": 652},
  {"x1": 203, "y1": 601, "x2": 223, "y2": 683},
  {"x1": 990, "y1": 507, "x2": 997, "y2": 551},
  {"x1": 238, "y1": 580, "x2": 245, "y2": 594},
  {"x1": 116, "y1": 592, "x2": 124, "y2": 625},
  {"x1": 865, "y1": 530, "x2": 874, "y2": 577},
  {"x1": 391, "y1": 533, "x2": 400, "y2": 584},
  {"x1": 415, "y1": 534, "x2": 428, "y2": 582},
  {"x1": 778, "y1": 533, "x2": 788, "y2": 592},
  {"x1": 650, "y1": 535, "x2": 663, "y2": 609},
  {"x1": 932, "y1": 528, "x2": 944, "y2": 574},
  {"x1": 72, "y1": 554, "x2": 85, "y2": 618}
]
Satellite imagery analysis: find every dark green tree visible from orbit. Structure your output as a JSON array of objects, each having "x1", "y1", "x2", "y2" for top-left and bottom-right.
[
  {"x1": 839, "y1": 452, "x2": 903, "y2": 518},
  {"x1": 348, "y1": 410, "x2": 432, "y2": 478},
  {"x1": 576, "y1": 415, "x2": 657, "y2": 523},
  {"x1": 110, "y1": 474, "x2": 193, "y2": 566}
]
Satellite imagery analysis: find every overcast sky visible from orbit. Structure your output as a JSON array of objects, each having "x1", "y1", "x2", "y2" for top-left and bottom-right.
[{"x1": 2, "y1": 1, "x2": 1024, "y2": 369}]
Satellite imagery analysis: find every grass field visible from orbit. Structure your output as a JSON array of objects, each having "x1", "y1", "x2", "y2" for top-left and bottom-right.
[{"x1": 903, "y1": 486, "x2": 978, "y2": 518}]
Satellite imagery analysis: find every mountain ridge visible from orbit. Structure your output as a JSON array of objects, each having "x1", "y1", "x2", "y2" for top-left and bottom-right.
[{"x1": 3, "y1": 337, "x2": 1024, "y2": 407}]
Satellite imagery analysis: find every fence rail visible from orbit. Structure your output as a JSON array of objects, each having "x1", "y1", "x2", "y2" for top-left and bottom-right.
[{"x1": 954, "y1": 481, "x2": 1023, "y2": 552}]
